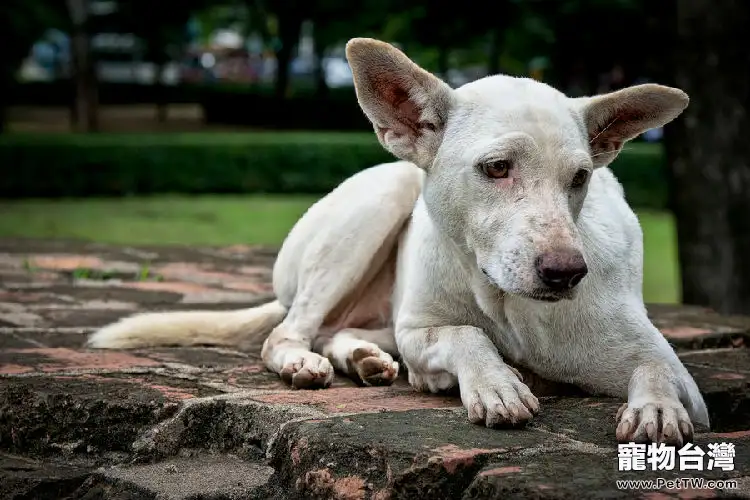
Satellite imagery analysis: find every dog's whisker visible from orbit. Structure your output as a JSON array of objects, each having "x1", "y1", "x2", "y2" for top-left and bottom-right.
[
  {"x1": 590, "y1": 144, "x2": 636, "y2": 158},
  {"x1": 589, "y1": 115, "x2": 621, "y2": 144}
]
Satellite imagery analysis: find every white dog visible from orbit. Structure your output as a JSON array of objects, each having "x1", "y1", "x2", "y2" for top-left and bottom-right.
[{"x1": 88, "y1": 38, "x2": 709, "y2": 445}]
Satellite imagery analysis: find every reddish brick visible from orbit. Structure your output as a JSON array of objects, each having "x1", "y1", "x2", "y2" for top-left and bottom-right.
[
  {"x1": 291, "y1": 437, "x2": 308, "y2": 466},
  {"x1": 430, "y1": 445, "x2": 508, "y2": 474},
  {"x1": 0, "y1": 363, "x2": 34, "y2": 374},
  {"x1": 298, "y1": 469, "x2": 366, "y2": 500},
  {"x1": 371, "y1": 490, "x2": 391, "y2": 500},
  {"x1": 252, "y1": 386, "x2": 461, "y2": 413},
  {"x1": 120, "y1": 281, "x2": 212, "y2": 295},
  {"x1": 643, "y1": 489, "x2": 717, "y2": 499},
  {"x1": 5, "y1": 347, "x2": 161, "y2": 372},
  {"x1": 29, "y1": 255, "x2": 105, "y2": 271},
  {"x1": 332, "y1": 476, "x2": 367, "y2": 500},
  {"x1": 153, "y1": 262, "x2": 272, "y2": 294},
  {"x1": 223, "y1": 282, "x2": 273, "y2": 293},
  {"x1": 238, "y1": 266, "x2": 272, "y2": 277},
  {"x1": 0, "y1": 291, "x2": 50, "y2": 303},
  {"x1": 677, "y1": 490, "x2": 716, "y2": 499},
  {"x1": 48, "y1": 374, "x2": 203, "y2": 401},
  {"x1": 642, "y1": 493, "x2": 673, "y2": 500},
  {"x1": 660, "y1": 327, "x2": 714, "y2": 339},
  {"x1": 226, "y1": 365, "x2": 266, "y2": 375},
  {"x1": 219, "y1": 244, "x2": 255, "y2": 255},
  {"x1": 480, "y1": 466, "x2": 523, "y2": 476},
  {"x1": 145, "y1": 384, "x2": 196, "y2": 400},
  {"x1": 700, "y1": 429, "x2": 750, "y2": 440},
  {"x1": 154, "y1": 263, "x2": 237, "y2": 284}
]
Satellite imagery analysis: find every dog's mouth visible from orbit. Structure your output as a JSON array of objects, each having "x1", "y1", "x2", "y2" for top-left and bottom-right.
[
  {"x1": 521, "y1": 290, "x2": 572, "y2": 303},
  {"x1": 480, "y1": 268, "x2": 573, "y2": 303}
]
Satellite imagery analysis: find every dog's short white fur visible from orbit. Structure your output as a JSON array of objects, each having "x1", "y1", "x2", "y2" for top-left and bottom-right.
[{"x1": 88, "y1": 38, "x2": 709, "y2": 445}]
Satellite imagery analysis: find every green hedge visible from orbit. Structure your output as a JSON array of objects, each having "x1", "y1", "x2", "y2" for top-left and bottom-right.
[{"x1": 0, "y1": 132, "x2": 667, "y2": 208}]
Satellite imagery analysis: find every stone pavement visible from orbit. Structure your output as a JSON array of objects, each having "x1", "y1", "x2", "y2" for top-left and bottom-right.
[{"x1": 1, "y1": 238, "x2": 749, "y2": 499}]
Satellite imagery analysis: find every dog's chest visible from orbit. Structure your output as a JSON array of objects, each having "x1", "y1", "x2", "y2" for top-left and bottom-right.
[
  {"x1": 471, "y1": 279, "x2": 528, "y2": 364},
  {"x1": 471, "y1": 280, "x2": 581, "y2": 382}
]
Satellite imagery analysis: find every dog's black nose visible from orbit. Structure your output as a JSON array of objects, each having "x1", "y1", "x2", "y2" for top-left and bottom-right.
[{"x1": 535, "y1": 250, "x2": 588, "y2": 291}]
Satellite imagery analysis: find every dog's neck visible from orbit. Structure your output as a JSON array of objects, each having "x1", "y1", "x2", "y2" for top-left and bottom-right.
[{"x1": 418, "y1": 195, "x2": 509, "y2": 305}]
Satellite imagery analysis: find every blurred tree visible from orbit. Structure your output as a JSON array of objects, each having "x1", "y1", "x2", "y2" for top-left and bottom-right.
[
  {"x1": 246, "y1": 0, "x2": 389, "y2": 98},
  {"x1": 307, "y1": 0, "x2": 392, "y2": 97},
  {"x1": 248, "y1": 0, "x2": 310, "y2": 98},
  {"x1": 0, "y1": 0, "x2": 65, "y2": 132},
  {"x1": 529, "y1": 0, "x2": 648, "y2": 95},
  {"x1": 67, "y1": 0, "x2": 99, "y2": 132},
  {"x1": 383, "y1": 1, "x2": 520, "y2": 79},
  {"x1": 386, "y1": 2, "x2": 475, "y2": 77},
  {"x1": 664, "y1": 0, "x2": 750, "y2": 314},
  {"x1": 485, "y1": 1, "x2": 524, "y2": 75},
  {"x1": 117, "y1": 0, "x2": 211, "y2": 122}
]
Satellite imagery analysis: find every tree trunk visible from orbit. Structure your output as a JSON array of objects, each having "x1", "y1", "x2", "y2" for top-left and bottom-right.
[
  {"x1": 154, "y1": 59, "x2": 168, "y2": 123},
  {"x1": 67, "y1": 0, "x2": 98, "y2": 132},
  {"x1": 312, "y1": 29, "x2": 328, "y2": 99},
  {"x1": 665, "y1": 0, "x2": 750, "y2": 314},
  {"x1": 274, "y1": 15, "x2": 302, "y2": 99},
  {"x1": 0, "y1": 68, "x2": 13, "y2": 134},
  {"x1": 69, "y1": 76, "x2": 79, "y2": 127}
]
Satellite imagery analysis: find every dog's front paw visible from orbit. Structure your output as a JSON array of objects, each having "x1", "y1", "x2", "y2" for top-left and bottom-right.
[
  {"x1": 461, "y1": 365, "x2": 539, "y2": 427},
  {"x1": 280, "y1": 352, "x2": 335, "y2": 389},
  {"x1": 616, "y1": 399, "x2": 693, "y2": 446}
]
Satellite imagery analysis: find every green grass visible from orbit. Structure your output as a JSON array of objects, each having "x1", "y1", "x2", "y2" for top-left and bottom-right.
[
  {"x1": 0, "y1": 195, "x2": 681, "y2": 304},
  {"x1": 637, "y1": 210, "x2": 681, "y2": 304},
  {"x1": 0, "y1": 195, "x2": 319, "y2": 247}
]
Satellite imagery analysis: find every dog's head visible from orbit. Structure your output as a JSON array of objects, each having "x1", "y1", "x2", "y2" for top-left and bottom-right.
[{"x1": 346, "y1": 38, "x2": 688, "y2": 302}]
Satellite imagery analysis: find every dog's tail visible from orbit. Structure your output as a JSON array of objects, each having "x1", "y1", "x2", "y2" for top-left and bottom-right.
[{"x1": 86, "y1": 300, "x2": 287, "y2": 351}]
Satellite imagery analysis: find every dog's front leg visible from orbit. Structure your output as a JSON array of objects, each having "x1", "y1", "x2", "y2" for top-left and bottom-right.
[{"x1": 397, "y1": 325, "x2": 539, "y2": 426}]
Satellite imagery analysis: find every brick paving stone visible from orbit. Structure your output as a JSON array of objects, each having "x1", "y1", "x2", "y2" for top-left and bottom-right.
[{"x1": 0, "y1": 239, "x2": 749, "y2": 499}]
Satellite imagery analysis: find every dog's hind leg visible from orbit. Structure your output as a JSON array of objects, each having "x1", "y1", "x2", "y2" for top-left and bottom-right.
[
  {"x1": 261, "y1": 248, "x2": 378, "y2": 389},
  {"x1": 313, "y1": 327, "x2": 399, "y2": 386},
  {"x1": 261, "y1": 161, "x2": 423, "y2": 389}
]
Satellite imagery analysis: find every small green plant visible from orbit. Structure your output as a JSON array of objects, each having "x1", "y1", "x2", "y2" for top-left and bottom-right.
[
  {"x1": 71, "y1": 268, "x2": 116, "y2": 280},
  {"x1": 68, "y1": 265, "x2": 164, "y2": 282},
  {"x1": 137, "y1": 263, "x2": 163, "y2": 282},
  {"x1": 22, "y1": 258, "x2": 37, "y2": 273}
]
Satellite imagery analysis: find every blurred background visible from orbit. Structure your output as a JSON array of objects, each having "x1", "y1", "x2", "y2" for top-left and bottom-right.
[{"x1": 0, "y1": 0, "x2": 747, "y2": 313}]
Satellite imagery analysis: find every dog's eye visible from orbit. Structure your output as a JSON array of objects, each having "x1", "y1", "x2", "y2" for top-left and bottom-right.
[
  {"x1": 480, "y1": 160, "x2": 511, "y2": 179},
  {"x1": 571, "y1": 169, "x2": 589, "y2": 188}
]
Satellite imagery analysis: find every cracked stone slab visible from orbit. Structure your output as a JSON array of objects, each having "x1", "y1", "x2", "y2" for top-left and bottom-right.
[
  {"x1": 463, "y1": 446, "x2": 749, "y2": 499},
  {"x1": 85, "y1": 454, "x2": 275, "y2": 500},
  {"x1": 268, "y1": 404, "x2": 615, "y2": 499},
  {"x1": 0, "y1": 453, "x2": 93, "y2": 499},
  {"x1": 269, "y1": 404, "x2": 750, "y2": 500},
  {"x1": 0, "y1": 376, "x2": 220, "y2": 460}
]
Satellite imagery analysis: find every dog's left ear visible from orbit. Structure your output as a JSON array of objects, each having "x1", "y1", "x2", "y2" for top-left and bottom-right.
[{"x1": 574, "y1": 84, "x2": 689, "y2": 167}]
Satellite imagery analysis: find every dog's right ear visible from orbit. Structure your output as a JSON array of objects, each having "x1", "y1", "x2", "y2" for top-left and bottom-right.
[{"x1": 346, "y1": 38, "x2": 454, "y2": 168}]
